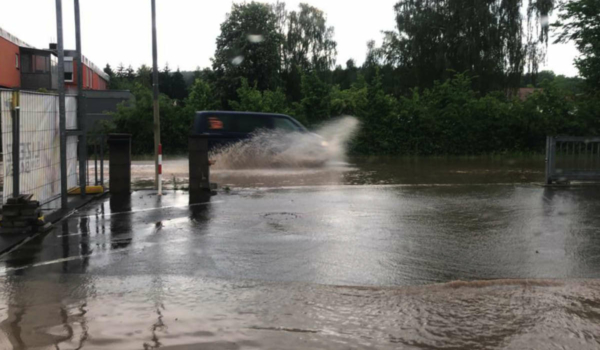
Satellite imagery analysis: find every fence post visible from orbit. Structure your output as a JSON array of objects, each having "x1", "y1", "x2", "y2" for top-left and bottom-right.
[
  {"x1": 108, "y1": 134, "x2": 132, "y2": 195},
  {"x1": 100, "y1": 135, "x2": 104, "y2": 187},
  {"x1": 56, "y1": 0, "x2": 68, "y2": 210},
  {"x1": 545, "y1": 136, "x2": 556, "y2": 185},
  {"x1": 189, "y1": 135, "x2": 211, "y2": 203},
  {"x1": 75, "y1": 0, "x2": 87, "y2": 198},
  {"x1": 94, "y1": 139, "x2": 98, "y2": 186},
  {"x1": 11, "y1": 90, "x2": 20, "y2": 198}
]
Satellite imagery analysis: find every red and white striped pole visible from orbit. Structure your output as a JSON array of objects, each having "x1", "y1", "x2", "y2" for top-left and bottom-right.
[{"x1": 158, "y1": 143, "x2": 163, "y2": 195}]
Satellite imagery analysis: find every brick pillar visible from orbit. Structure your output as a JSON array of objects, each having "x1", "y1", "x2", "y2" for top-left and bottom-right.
[{"x1": 108, "y1": 134, "x2": 132, "y2": 195}]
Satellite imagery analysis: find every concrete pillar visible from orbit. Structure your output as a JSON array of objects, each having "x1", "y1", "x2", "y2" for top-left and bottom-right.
[
  {"x1": 189, "y1": 135, "x2": 211, "y2": 203},
  {"x1": 108, "y1": 134, "x2": 132, "y2": 195}
]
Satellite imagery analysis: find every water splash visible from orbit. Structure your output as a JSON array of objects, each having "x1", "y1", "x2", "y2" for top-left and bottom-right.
[{"x1": 211, "y1": 116, "x2": 359, "y2": 170}]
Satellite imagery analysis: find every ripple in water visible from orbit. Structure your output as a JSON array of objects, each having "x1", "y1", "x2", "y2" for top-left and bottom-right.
[{"x1": 2, "y1": 276, "x2": 600, "y2": 349}]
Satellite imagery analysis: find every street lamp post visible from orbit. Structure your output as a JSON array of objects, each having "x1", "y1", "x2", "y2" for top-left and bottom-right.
[
  {"x1": 55, "y1": 0, "x2": 68, "y2": 210},
  {"x1": 151, "y1": 0, "x2": 161, "y2": 193}
]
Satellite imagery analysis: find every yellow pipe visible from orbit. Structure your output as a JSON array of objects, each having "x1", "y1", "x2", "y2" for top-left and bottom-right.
[{"x1": 68, "y1": 186, "x2": 104, "y2": 195}]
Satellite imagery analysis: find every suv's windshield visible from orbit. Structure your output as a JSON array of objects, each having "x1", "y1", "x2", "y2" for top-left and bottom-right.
[{"x1": 273, "y1": 117, "x2": 301, "y2": 132}]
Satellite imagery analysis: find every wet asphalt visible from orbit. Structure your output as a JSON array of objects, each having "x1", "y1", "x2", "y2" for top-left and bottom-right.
[{"x1": 2, "y1": 183, "x2": 600, "y2": 285}]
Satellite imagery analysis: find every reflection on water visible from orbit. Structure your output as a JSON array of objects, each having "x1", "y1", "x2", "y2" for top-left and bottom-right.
[
  {"x1": 0, "y1": 276, "x2": 600, "y2": 349},
  {"x1": 109, "y1": 195, "x2": 133, "y2": 250}
]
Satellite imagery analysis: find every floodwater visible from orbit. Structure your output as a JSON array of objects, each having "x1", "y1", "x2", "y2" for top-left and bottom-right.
[
  {"x1": 132, "y1": 156, "x2": 546, "y2": 188},
  {"x1": 1, "y1": 155, "x2": 600, "y2": 348}
]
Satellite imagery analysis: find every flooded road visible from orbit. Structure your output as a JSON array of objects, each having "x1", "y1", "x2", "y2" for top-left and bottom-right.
[
  {"x1": 1, "y1": 158, "x2": 600, "y2": 349},
  {"x1": 131, "y1": 156, "x2": 545, "y2": 188}
]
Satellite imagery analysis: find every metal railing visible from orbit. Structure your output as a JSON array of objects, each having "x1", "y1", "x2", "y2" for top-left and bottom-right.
[
  {"x1": 87, "y1": 133, "x2": 106, "y2": 188},
  {"x1": 546, "y1": 136, "x2": 600, "y2": 184}
]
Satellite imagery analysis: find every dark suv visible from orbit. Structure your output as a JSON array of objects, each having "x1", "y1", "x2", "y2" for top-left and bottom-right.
[{"x1": 192, "y1": 111, "x2": 310, "y2": 151}]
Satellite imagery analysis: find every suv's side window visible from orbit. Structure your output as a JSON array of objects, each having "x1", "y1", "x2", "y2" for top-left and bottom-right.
[
  {"x1": 273, "y1": 117, "x2": 300, "y2": 132},
  {"x1": 236, "y1": 116, "x2": 272, "y2": 133}
]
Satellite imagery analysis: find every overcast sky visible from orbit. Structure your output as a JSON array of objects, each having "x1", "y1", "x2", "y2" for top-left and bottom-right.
[{"x1": 0, "y1": 0, "x2": 580, "y2": 76}]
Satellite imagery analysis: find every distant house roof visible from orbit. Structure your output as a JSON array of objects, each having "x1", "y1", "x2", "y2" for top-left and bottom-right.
[
  {"x1": 518, "y1": 87, "x2": 542, "y2": 101},
  {"x1": 0, "y1": 26, "x2": 33, "y2": 48}
]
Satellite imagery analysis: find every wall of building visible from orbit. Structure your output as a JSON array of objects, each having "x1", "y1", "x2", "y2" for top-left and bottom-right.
[
  {"x1": 84, "y1": 90, "x2": 134, "y2": 131},
  {"x1": 0, "y1": 36, "x2": 21, "y2": 88},
  {"x1": 65, "y1": 61, "x2": 108, "y2": 91}
]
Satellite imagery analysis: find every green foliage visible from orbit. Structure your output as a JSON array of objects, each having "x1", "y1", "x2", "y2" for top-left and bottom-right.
[
  {"x1": 108, "y1": 83, "x2": 193, "y2": 155},
  {"x1": 275, "y1": 2, "x2": 338, "y2": 101},
  {"x1": 297, "y1": 71, "x2": 331, "y2": 125},
  {"x1": 380, "y1": 0, "x2": 555, "y2": 92},
  {"x1": 521, "y1": 70, "x2": 585, "y2": 95},
  {"x1": 279, "y1": 3, "x2": 337, "y2": 72},
  {"x1": 330, "y1": 76, "x2": 368, "y2": 116},
  {"x1": 350, "y1": 73, "x2": 595, "y2": 156},
  {"x1": 170, "y1": 69, "x2": 188, "y2": 101},
  {"x1": 186, "y1": 78, "x2": 220, "y2": 112},
  {"x1": 229, "y1": 78, "x2": 290, "y2": 114},
  {"x1": 212, "y1": 2, "x2": 282, "y2": 106},
  {"x1": 554, "y1": 0, "x2": 600, "y2": 91},
  {"x1": 103, "y1": 0, "x2": 600, "y2": 157}
]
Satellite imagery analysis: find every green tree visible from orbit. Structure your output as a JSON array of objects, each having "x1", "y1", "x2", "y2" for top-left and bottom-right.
[
  {"x1": 297, "y1": 71, "x2": 331, "y2": 125},
  {"x1": 103, "y1": 64, "x2": 115, "y2": 89},
  {"x1": 171, "y1": 69, "x2": 189, "y2": 101},
  {"x1": 125, "y1": 65, "x2": 135, "y2": 82},
  {"x1": 521, "y1": 70, "x2": 557, "y2": 87},
  {"x1": 212, "y1": 2, "x2": 282, "y2": 106},
  {"x1": 229, "y1": 78, "x2": 290, "y2": 114},
  {"x1": 280, "y1": 3, "x2": 337, "y2": 72},
  {"x1": 277, "y1": 3, "x2": 337, "y2": 101},
  {"x1": 186, "y1": 78, "x2": 220, "y2": 112},
  {"x1": 116, "y1": 63, "x2": 126, "y2": 79},
  {"x1": 332, "y1": 59, "x2": 359, "y2": 90},
  {"x1": 554, "y1": 0, "x2": 600, "y2": 91},
  {"x1": 135, "y1": 65, "x2": 152, "y2": 89},
  {"x1": 330, "y1": 75, "x2": 368, "y2": 116},
  {"x1": 110, "y1": 83, "x2": 189, "y2": 154},
  {"x1": 380, "y1": 0, "x2": 555, "y2": 92},
  {"x1": 159, "y1": 64, "x2": 172, "y2": 98}
]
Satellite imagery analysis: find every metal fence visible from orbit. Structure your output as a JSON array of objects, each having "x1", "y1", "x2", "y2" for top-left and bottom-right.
[
  {"x1": 87, "y1": 133, "x2": 106, "y2": 188},
  {"x1": 546, "y1": 136, "x2": 600, "y2": 184},
  {"x1": 0, "y1": 89, "x2": 78, "y2": 207}
]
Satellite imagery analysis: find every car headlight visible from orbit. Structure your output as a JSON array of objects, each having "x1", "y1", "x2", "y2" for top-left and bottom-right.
[{"x1": 321, "y1": 141, "x2": 329, "y2": 147}]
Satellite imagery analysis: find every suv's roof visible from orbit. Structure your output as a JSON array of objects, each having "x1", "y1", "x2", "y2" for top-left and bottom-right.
[
  {"x1": 193, "y1": 111, "x2": 307, "y2": 135},
  {"x1": 196, "y1": 111, "x2": 293, "y2": 119}
]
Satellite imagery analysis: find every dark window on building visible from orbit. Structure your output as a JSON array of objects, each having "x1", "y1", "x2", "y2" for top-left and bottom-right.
[
  {"x1": 21, "y1": 54, "x2": 31, "y2": 73},
  {"x1": 35, "y1": 55, "x2": 49, "y2": 73},
  {"x1": 64, "y1": 60, "x2": 73, "y2": 82}
]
